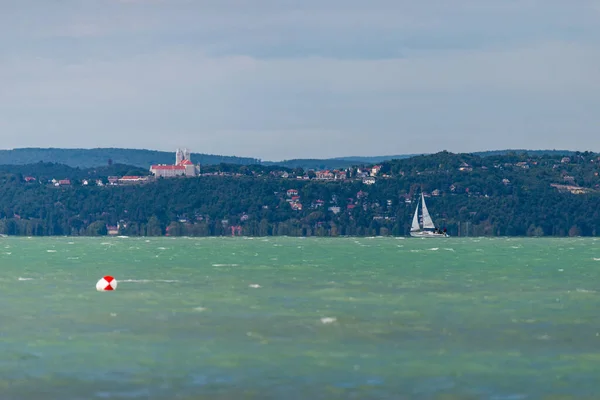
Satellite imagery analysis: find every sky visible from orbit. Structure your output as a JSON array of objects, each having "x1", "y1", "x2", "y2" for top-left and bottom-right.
[{"x1": 1, "y1": 0, "x2": 599, "y2": 161}]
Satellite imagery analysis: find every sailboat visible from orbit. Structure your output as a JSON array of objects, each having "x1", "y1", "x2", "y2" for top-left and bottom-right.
[{"x1": 410, "y1": 193, "x2": 449, "y2": 238}]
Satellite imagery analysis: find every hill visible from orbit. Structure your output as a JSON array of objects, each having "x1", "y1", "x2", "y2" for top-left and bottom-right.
[
  {"x1": 471, "y1": 149, "x2": 577, "y2": 157},
  {"x1": 261, "y1": 158, "x2": 360, "y2": 170},
  {"x1": 0, "y1": 147, "x2": 578, "y2": 171},
  {"x1": 0, "y1": 162, "x2": 150, "y2": 181},
  {"x1": 0, "y1": 148, "x2": 260, "y2": 169},
  {"x1": 0, "y1": 150, "x2": 599, "y2": 237},
  {"x1": 266, "y1": 150, "x2": 578, "y2": 169}
]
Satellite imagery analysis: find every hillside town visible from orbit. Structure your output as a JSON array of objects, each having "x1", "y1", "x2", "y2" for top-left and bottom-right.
[
  {"x1": 2, "y1": 149, "x2": 600, "y2": 238},
  {"x1": 23, "y1": 148, "x2": 388, "y2": 187},
  {"x1": 18, "y1": 149, "x2": 599, "y2": 198}
]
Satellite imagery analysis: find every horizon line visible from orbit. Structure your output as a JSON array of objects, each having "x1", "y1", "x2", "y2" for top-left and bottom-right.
[{"x1": 0, "y1": 146, "x2": 584, "y2": 163}]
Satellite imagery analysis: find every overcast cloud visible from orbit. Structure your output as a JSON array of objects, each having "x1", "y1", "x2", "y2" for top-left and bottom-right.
[{"x1": 1, "y1": 0, "x2": 599, "y2": 160}]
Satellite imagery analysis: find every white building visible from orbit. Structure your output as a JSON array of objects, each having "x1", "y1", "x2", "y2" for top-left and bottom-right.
[{"x1": 150, "y1": 148, "x2": 200, "y2": 178}]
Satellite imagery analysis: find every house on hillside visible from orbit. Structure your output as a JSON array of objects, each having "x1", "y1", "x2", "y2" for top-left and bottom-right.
[
  {"x1": 362, "y1": 177, "x2": 376, "y2": 185},
  {"x1": 370, "y1": 165, "x2": 382, "y2": 176},
  {"x1": 118, "y1": 176, "x2": 149, "y2": 184}
]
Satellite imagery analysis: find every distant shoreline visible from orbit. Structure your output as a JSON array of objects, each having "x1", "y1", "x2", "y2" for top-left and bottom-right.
[
  {"x1": 1, "y1": 151, "x2": 599, "y2": 238},
  {"x1": 0, "y1": 234, "x2": 592, "y2": 238}
]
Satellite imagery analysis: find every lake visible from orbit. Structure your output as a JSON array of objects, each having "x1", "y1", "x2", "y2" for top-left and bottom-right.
[{"x1": 1, "y1": 236, "x2": 599, "y2": 399}]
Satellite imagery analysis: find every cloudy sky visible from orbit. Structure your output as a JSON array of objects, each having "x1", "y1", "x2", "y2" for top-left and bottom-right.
[{"x1": 1, "y1": 0, "x2": 599, "y2": 160}]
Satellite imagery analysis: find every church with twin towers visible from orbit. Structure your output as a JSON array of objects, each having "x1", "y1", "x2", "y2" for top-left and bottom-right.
[
  {"x1": 175, "y1": 148, "x2": 191, "y2": 165},
  {"x1": 149, "y1": 148, "x2": 200, "y2": 178}
]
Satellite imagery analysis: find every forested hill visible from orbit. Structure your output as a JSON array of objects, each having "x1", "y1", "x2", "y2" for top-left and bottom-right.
[
  {"x1": 0, "y1": 162, "x2": 150, "y2": 181},
  {"x1": 0, "y1": 147, "x2": 399, "y2": 169},
  {"x1": 0, "y1": 148, "x2": 261, "y2": 168},
  {"x1": 0, "y1": 150, "x2": 599, "y2": 237},
  {"x1": 0, "y1": 147, "x2": 576, "y2": 170}
]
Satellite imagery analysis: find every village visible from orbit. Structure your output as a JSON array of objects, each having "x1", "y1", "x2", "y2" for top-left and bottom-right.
[
  {"x1": 6, "y1": 149, "x2": 600, "y2": 237},
  {"x1": 20, "y1": 149, "x2": 598, "y2": 198},
  {"x1": 16, "y1": 149, "x2": 600, "y2": 200},
  {"x1": 22, "y1": 148, "x2": 389, "y2": 188}
]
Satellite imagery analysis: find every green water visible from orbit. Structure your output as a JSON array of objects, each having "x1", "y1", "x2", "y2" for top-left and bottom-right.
[{"x1": 1, "y1": 236, "x2": 599, "y2": 399}]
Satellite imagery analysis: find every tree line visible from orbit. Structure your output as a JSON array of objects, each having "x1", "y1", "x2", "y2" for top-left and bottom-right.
[{"x1": 0, "y1": 151, "x2": 599, "y2": 237}]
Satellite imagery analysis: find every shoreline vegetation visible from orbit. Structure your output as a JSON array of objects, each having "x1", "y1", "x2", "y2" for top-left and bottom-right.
[
  {"x1": 1, "y1": 149, "x2": 599, "y2": 237},
  {"x1": 0, "y1": 235, "x2": 594, "y2": 240}
]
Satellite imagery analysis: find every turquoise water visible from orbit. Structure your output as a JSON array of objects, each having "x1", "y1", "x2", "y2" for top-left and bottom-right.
[{"x1": 1, "y1": 236, "x2": 600, "y2": 399}]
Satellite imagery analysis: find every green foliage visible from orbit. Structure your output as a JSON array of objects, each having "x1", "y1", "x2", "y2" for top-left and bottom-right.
[
  {"x1": 0, "y1": 151, "x2": 598, "y2": 237},
  {"x1": 0, "y1": 162, "x2": 149, "y2": 182},
  {"x1": 86, "y1": 221, "x2": 108, "y2": 236}
]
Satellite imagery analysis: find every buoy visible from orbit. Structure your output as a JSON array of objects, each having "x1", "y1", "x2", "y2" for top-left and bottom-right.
[{"x1": 96, "y1": 275, "x2": 118, "y2": 291}]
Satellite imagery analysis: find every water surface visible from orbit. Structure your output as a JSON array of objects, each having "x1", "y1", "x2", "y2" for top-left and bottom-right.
[{"x1": 1, "y1": 236, "x2": 599, "y2": 399}]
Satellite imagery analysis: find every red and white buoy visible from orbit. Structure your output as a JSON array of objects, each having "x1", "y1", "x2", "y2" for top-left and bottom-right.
[{"x1": 96, "y1": 275, "x2": 118, "y2": 291}]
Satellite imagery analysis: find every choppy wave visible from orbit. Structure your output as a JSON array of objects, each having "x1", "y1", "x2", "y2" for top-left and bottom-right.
[
  {"x1": 3, "y1": 236, "x2": 600, "y2": 400},
  {"x1": 120, "y1": 279, "x2": 180, "y2": 283},
  {"x1": 575, "y1": 288, "x2": 596, "y2": 293}
]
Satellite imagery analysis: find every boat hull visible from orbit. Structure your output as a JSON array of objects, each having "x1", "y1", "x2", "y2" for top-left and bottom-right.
[{"x1": 410, "y1": 231, "x2": 449, "y2": 238}]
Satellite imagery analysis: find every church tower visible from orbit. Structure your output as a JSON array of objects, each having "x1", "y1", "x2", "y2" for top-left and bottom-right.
[{"x1": 176, "y1": 148, "x2": 184, "y2": 165}]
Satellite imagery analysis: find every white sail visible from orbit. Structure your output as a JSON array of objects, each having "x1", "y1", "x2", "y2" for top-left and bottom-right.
[
  {"x1": 409, "y1": 191, "x2": 448, "y2": 238},
  {"x1": 420, "y1": 193, "x2": 436, "y2": 230},
  {"x1": 411, "y1": 203, "x2": 420, "y2": 232}
]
